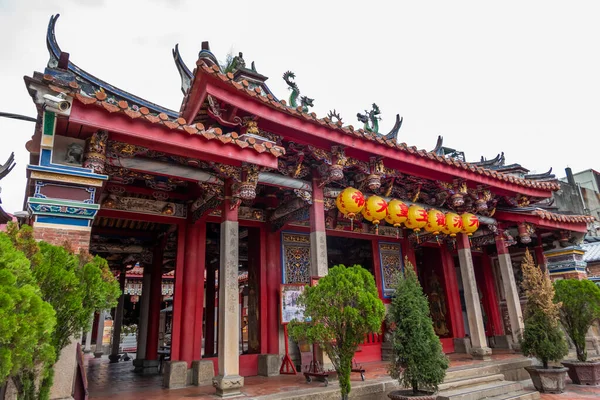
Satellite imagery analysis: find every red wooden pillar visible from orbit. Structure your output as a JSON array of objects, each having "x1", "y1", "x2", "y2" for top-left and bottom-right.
[
  {"x1": 145, "y1": 240, "x2": 165, "y2": 360},
  {"x1": 266, "y1": 230, "x2": 281, "y2": 354},
  {"x1": 401, "y1": 231, "x2": 417, "y2": 273},
  {"x1": 259, "y1": 226, "x2": 268, "y2": 354},
  {"x1": 535, "y1": 244, "x2": 547, "y2": 273},
  {"x1": 179, "y1": 222, "x2": 202, "y2": 367},
  {"x1": 440, "y1": 245, "x2": 465, "y2": 338},
  {"x1": 170, "y1": 223, "x2": 186, "y2": 361},
  {"x1": 193, "y1": 223, "x2": 207, "y2": 361},
  {"x1": 371, "y1": 240, "x2": 384, "y2": 300},
  {"x1": 480, "y1": 251, "x2": 504, "y2": 336},
  {"x1": 205, "y1": 261, "x2": 216, "y2": 356}
]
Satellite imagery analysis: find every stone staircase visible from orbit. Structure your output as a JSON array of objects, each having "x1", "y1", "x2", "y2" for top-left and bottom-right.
[
  {"x1": 437, "y1": 358, "x2": 539, "y2": 400},
  {"x1": 253, "y1": 356, "x2": 539, "y2": 400}
]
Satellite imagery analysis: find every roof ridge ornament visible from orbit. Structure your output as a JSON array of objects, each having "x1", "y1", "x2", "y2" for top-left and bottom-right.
[
  {"x1": 172, "y1": 44, "x2": 193, "y2": 95},
  {"x1": 282, "y1": 71, "x2": 314, "y2": 113},
  {"x1": 357, "y1": 103, "x2": 381, "y2": 134}
]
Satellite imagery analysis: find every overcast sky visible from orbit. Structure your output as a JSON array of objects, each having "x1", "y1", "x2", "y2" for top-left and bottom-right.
[{"x1": 1, "y1": 0, "x2": 599, "y2": 214}]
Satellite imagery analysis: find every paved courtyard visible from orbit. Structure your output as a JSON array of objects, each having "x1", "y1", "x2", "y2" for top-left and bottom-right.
[{"x1": 85, "y1": 353, "x2": 598, "y2": 399}]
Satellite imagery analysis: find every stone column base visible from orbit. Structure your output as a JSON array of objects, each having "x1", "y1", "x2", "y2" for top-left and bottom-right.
[
  {"x1": 471, "y1": 346, "x2": 493, "y2": 360},
  {"x1": 213, "y1": 375, "x2": 244, "y2": 398},
  {"x1": 163, "y1": 361, "x2": 188, "y2": 389},
  {"x1": 133, "y1": 359, "x2": 159, "y2": 374},
  {"x1": 453, "y1": 338, "x2": 472, "y2": 354},
  {"x1": 192, "y1": 360, "x2": 215, "y2": 386},
  {"x1": 381, "y1": 342, "x2": 393, "y2": 361},
  {"x1": 258, "y1": 354, "x2": 280, "y2": 377},
  {"x1": 108, "y1": 354, "x2": 121, "y2": 363},
  {"x1": 93, "y1": 352, "x2": 103, "y2": 359},
  {"x1": 489, "y1": 335, "x2": 512, "y2": 349}
]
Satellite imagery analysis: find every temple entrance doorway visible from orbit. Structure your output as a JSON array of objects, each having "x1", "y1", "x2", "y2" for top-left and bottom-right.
[
  {"x1": 326, "y1": 235, "x2": 374, "y2": 274},
  {"x1": 415, "y1": 247, "x2": 454, "y2": 353}
]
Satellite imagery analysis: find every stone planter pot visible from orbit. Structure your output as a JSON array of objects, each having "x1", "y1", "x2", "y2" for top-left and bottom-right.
[
  {"x1": 525, "y1": 366, "x2": 568, "y2": 393},
  {"x1": 561, "y1": 360, "x2": 600, "y2": 385},
  {"x1": 387, "y1": 389, "x2": 437, "y2": 400}
]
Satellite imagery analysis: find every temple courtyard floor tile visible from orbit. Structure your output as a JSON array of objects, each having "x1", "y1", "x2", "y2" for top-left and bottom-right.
[{"x1": 86, "y1": 353, "x2": 600, "y2": 399}]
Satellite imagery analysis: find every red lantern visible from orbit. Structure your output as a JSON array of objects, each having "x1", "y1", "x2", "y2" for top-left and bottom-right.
[
  {"x1": 361, "y1": 195, "x2": 388, "y2": 234},
  {"x1": 405, "y1": 204, "x2": 428, "y2": 233},
  {"x1": 445, "y1": 212, "x2": 463, "y2": 237},
  {"x1": 425, "y1": 209, "x2": 446, "y2": 235},
  {"x1": 461, "y1": 213, "x2": 479, "y2": 236}
]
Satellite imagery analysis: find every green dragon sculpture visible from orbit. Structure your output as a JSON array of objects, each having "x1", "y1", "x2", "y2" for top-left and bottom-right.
[
  {"x1": 357, "y1": 103, "x2": 381, "y2": 134},
  {"x1": 283, "y1": 71, "x2": 314, "y2": 113}
]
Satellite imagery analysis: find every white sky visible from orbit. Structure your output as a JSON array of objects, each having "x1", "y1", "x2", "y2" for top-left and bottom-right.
[{"x1": 1, "y1": 0, "x2": 599, "y2": 214}]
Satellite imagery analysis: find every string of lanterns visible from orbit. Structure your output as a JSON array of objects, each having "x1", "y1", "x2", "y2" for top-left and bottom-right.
[{"x1": 336, "y1": 187, "x2": 480, "y2": 238}]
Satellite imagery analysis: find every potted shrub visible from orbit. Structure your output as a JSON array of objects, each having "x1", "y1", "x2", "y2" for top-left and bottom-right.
[
  {"x1": 387, "y1": 258, "x2": 449, "y2": 400},
  {"x1": 288, "y1": 264, "x2": 385, "y2": 400},
  {"x1": 554, "y1": 278, "x2": 600, "y2": 385},
  {"x1": 520, "y1": 250, "x2": 569, "y2": 393}
]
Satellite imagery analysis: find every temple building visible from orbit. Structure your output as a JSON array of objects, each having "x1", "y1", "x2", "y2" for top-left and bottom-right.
[{"x1": 19, "y1": 15, "x2": 596, "y2": 397}]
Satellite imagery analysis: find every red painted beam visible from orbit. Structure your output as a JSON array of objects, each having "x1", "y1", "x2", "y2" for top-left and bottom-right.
[
  {"x1": 204, "y1": 79, "x2": 552, "y2": 198},
  {"x1": 69, "y1": 102, "x2": 277, "y2": 169},
  {"x1": 493, "y1": 211, "x2": 588, "y2": 233}
]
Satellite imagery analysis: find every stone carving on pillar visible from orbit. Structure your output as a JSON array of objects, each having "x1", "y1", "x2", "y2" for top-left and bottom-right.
[
  {"x1": 214, "y1": 213, "x2": 244, "y2": 397},
  {"x1": 494, "y1": 229, "x2": 525, "y2": 349},
  {"x1": 83, "y1": 130, "x2": 108, "y2": 174},
  {"x1": 456, "y1": 234, "x2": 492, "y2": 359}
]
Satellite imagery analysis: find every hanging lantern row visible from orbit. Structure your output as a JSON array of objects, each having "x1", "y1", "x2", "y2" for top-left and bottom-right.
[{"x1": 335, "y1": 187, "x2": 480, "y2": 237}]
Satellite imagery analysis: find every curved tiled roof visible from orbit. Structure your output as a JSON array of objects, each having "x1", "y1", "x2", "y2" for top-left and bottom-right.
[
  {"x1": 532, "y1": 209, "x2": 595, "y2": 224},
  {"x1": 195, "y1": 61, "x2": 560, "y2": 192},
  {"x1": 37, "y1": 71, "x2": 286, "y2": 158},
  {"x1": 582, "y1": 241, "x2": 600, "y2": 263}
]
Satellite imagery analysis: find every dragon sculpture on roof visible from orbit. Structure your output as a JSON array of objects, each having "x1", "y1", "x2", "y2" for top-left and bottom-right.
[
  {"x1": 357, "y1": 103, "x2": 381, "y2": 134},
  {"x1": 283, "y1": 71, "x2": 314, "y2": 113}
]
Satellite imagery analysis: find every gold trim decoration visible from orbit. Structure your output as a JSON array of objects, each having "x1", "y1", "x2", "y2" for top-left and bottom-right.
[{"x1": 30, "y1": 171, "x2": 105, "y2": 187}]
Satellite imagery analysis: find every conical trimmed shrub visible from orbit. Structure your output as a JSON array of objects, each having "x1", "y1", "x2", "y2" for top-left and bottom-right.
[{"x1": 388, "y1": 257, "x2": 449, "y2": 395}]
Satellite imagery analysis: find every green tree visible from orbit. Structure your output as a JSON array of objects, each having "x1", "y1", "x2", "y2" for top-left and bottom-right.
[
  {"x1": 7, "y1": 224, "x2": 120, "y2": 398},
  {"x1": 387, "y1": 257, "x2": 449, "y2": 395},
  {"x1": 520, "y1": 250, "x2": 568, "y2": 369},
  {"x1": 554, "y1": 279, "x2": 600, "y2": 362},
  {"x1": 0, "y1": 233, "x2": 55, "y2": 394},
  {"x1": 288, "y1": 265, "x2": 385, "y2": 400}
]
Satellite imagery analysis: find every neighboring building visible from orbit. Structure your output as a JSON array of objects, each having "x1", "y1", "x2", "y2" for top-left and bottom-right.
[
  {"x1": 559, "y1": 169, "x2": 600, "y2": 233},
  {"x1": 583, "y1": 239, "x2": 600, "y2": 282},
  {"x1": 18, "y1": 15, "x2": 595, "y2": 398},
  {"x1": 0, "y1": 152, "x2": 16, "y2": 225}
]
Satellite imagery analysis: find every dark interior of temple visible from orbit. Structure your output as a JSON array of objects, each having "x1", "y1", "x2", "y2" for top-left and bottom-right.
[{"x1": 326, "y1": 236, "x2": 374, "y2": 275}]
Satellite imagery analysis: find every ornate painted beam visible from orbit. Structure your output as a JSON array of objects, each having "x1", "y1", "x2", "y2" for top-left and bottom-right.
[
  {"x1": 98, "y1": 208, "x2": 184, "y2": 225},
  {"x1": 271, "y1": 206, "x2": 310, "y2": 232}
]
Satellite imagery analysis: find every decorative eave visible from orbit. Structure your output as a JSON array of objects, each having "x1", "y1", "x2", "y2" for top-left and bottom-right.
[
  {"x1": 71, "y1": 90, "x2": 285, "y2": 159},
  {"x1": 494, "y1": 209, "x2": 593, "y2": 233},
  {"x1": 46, "y1": 14, "x2": 178, "y2": 118},
  {"x1": 190, "y1": 61, "x2": 558, "y2": 197}
]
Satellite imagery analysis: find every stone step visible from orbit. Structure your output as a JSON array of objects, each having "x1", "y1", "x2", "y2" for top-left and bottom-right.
[
  {"x1": 445, "y1": 358, "x2": 532, "y2": 382},
  {"x1": 438, "y1": 381, "x2": 524, "y2": 400},
  {"x1": 484, "y1": 389, "x2": 541, "y2": 400},
  {"x1": 438, "y1": 374, "x2": 505, "y2": 391}
]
